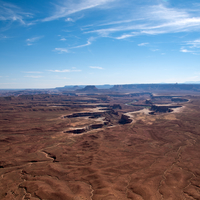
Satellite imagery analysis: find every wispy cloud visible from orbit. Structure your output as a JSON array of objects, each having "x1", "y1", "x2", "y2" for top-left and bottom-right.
[
  {"x1": 65, "y1": 17, "x2": 74, "y2": 22},
  {"x1": 43, "y1": 0, "x2": 116, "y2": 22},
  {"x1": 186, "y1": 39, "x2": 200, "y2": 48},
  {"x1": 58, "y1": 35, "x2": 67, "y2": 41},
  {"x1": 59, "y1": 77, "x2": 70, "y2": 80},
  {"x1": 55, "y1": 37, "x2": 95, "y2": 53},
  {"x1": 151, "y1": 49, "x2": 159, "y2": 52},
  {"x1": 0, "y1": 1, "x2": 32, "y2": 25},
  {"x1": 26, "y1": 36, "x2": 43, "y2": 46},
  {"x1": 48, "y1": 69, "x2": 81, "y2": 72},
  {"x1": 65, "y1": 15, "x2": 84, "y2": 23},
  {"x1": 85, "y1": 4, "x2": 200, "y2": 38},
  {"x1": 54, "y1": 48, "x2": 69, "y2": 53},
  {"x1": 116, "y1": 34, "x2": 136, "y2": 40},
  {"x1": 0, "y1": 34, "x2": 9, "y2": 40},
  {"x1": 90, "y1": 66, "x2": 103, "y2": 69},
  {"x1": 72, "y1": 41, "x2": 91, "y2": 48},
  {"x1": 138, "y1": 42, "x2": 149, "y2": 46},
  {"x1": 23, "y1": 71, "x2": 43, "y2": 74},
  {"x1": 180, "y1": 38, "x2": 200, "y2": 54},
  {"x1": 71, "y1": 37, "x2": 95, "y2": 49},
  {"x1": 180, "y1": 48, "x2": 193, "y2": 53},
  {"x1": 24, "y1": 75, "x2": 43, "y2": 78}
]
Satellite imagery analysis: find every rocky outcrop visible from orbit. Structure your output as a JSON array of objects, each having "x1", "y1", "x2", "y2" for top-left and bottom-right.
[
  {"x1": 150, "y1": 105, "x2": 173, "y2": 113},
  {"x1": 66, "y1": 128, "x2": 86, "y2": 134},
  {"x1": 65, "y1": 112, "x2": 102, "y2": 118},
  {"x1": 145, "y1": 99, "x2": 153, "y2": 105},
  {"x1": 150, "y1": 104, "x2": 182, "y2": 114},
  {"x1": 66, "y1": 121, "x2": 109, "y2": 134},
  {"x1": 78, "y1": 85, "x2": 98, "y2": 92},
  {"x1": 171, "y1": 98, "x2": 188, "y2": 102},
  {"x1": 112, "y1": 104, "x2": 122, "y2": 109},
  {"x1": 89, "y1": 124, "x2": 104, "y2": 129},
  {"x1": 118, "y1": 114, "x2": 132, "y2": 124},
  {"x1": 65, "y1": 109, "x2": 118, "y2": 119}
]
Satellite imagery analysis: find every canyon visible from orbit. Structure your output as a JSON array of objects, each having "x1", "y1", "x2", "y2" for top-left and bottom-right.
[{"x1": 0, "y1": 86, "x2": 200, "y2": 199}]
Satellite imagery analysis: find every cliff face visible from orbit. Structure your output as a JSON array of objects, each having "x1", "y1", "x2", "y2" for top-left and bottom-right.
[
  {"x1": 112, "y1": 104, "x2": 122, "y2": 109},
  {"x1": 78, "y1": 85, "x2": 98, "y2": 92},
  {"x1": 145, "y1": 99, "x2": 152, "y2": 105},
  {"x1": 66, "y1": 128, "x2": 86, "y2": 134},
  {"x1": 118, "y1": 114, "x2": 132, "y2": 124},
  {"x1": 150, "y1": 105, "x2": 172, "y2": 113}
]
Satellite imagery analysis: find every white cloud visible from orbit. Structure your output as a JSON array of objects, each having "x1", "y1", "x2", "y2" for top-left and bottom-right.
[
  {"x1": 180, "y1": 48, "x2": 193, "y2": 53},
  {"x1": 65, "y1": 17, "x2": 74, "y2": 22},
  {"x1": 116, "y1": 34, "x2": 135, "y2": 40},
  {"x1": 90, "y1": 66, "x2": 103, "y2": 69},
  {"x1": 146, "y1": 4, "x2": 188, "y2": 21},
  {"x1": 72, "y1": 41, "x2": 91, "y2": 48},
  {"x1": 43, "y1": 0, "x2": 116, "y2": 22},
  {"x1": 48, "y1": 69, "x2": 81, "y2": 72},
  {"x1": 186, "y1": 39, "x2": 200, "y2": 48},
  {"x1": 71, "y1": 37, "x2": 95, "y2": 49},
  {"x1": 54, "y1": 37, "x2": 94, "y2": 52},
  {"x1": 54, "y1": 48, "x2": 69, "y2": 53},
  {"x1": 98, "y1": 18, "x2": 144, "y2": 27},
  {"x1": 60, "y1": 38, "x2": 66, "y2": 41},
  {"x1": 85, "y1": 4, "x2": 200, "y2": 38},
  {"x1": 26, "y1": 36, "x2": 43, "y2": 46},
  {"x1": 62, "y1": 77, "x2": 70, "y2": 79},
  {"x1": 49, "y1": 69, "x2": 70, "y2": 72},
  {"x1": 138, "y1": 42, "x2": 149, "y2": 46},
  {"x1": 24, "y1": 75, "x2": 43, "y2": 78},
  {"x1": 0, "y1": 1, "x2": 32, "y2": 25},
  {"x1": 54, "y1": 76, "x2": 71, "y2": 80},
  {"x1": 23, "y1": 71, "x2": 43, "y2": 74},
  {"x1": 181, "y1": 39, "x2": 200, "y2": 54}
]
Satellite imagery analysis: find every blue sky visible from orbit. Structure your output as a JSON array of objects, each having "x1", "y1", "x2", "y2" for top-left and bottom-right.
[{"x1": 0, "y1": 0, "x2": 200, "y2": 88}]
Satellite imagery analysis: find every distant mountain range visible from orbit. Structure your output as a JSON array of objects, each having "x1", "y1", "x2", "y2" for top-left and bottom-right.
[
  {"x1": 60, "y1": 84, "x2": 200, "y2": 93},
  {"x1": 110, "y1": 83, "x2": 200, "y2": 92},
  {"x1": 56, "y1": 84, "x2": 114, "y2": 90},
  {"x1": 1, "y1": 83, "x2": 200, "y2": 97}
]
